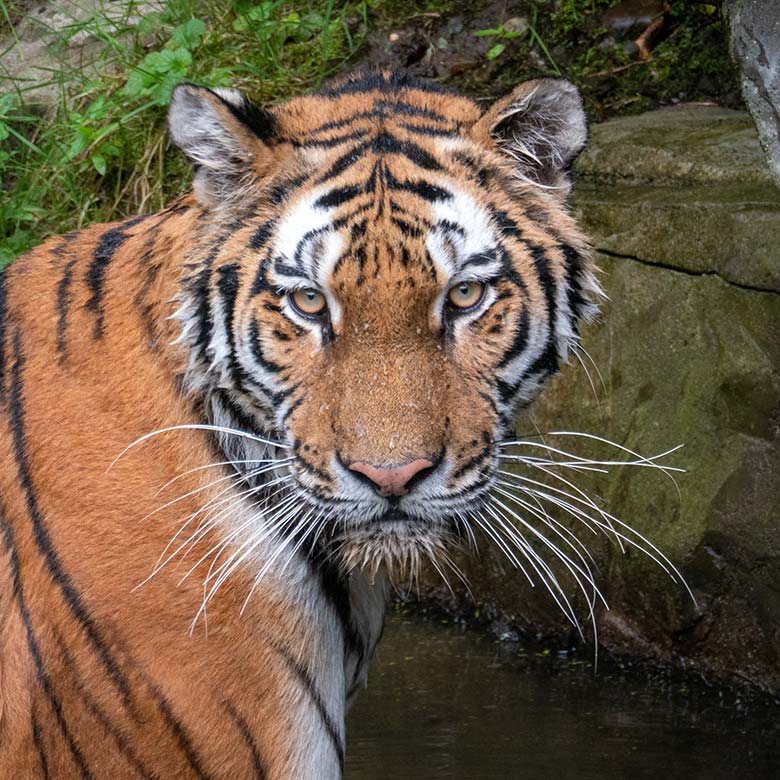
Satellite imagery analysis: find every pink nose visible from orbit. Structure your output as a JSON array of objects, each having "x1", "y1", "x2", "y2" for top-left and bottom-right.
[{"x1": 349, "y1": 459, "x2": 434, "y2": 497}]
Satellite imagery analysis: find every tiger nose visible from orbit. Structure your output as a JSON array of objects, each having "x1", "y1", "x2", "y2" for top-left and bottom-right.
[{"x1": 349, "y1": 459, "x2": 435, "y2": 497}]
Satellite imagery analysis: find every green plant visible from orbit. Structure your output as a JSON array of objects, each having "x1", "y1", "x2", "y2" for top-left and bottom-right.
[
  {"x1": 474, "y1": 7, "x2": 560, "y2": 74},
  {"x1": 0, "y1": 0, "x2": 370, "y2": 264},
  {"x1": 474, "y1": 23, "x2": 526, "y2": 61}
]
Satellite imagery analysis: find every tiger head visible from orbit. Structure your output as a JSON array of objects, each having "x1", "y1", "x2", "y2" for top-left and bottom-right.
[{"x1": 168, "y1": 71, "x2": 599, "y2": 578}]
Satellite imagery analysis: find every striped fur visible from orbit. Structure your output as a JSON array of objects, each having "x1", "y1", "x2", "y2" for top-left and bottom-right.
[{"x1": 0, "y1": 71, "x2": 598, "y2": 778}]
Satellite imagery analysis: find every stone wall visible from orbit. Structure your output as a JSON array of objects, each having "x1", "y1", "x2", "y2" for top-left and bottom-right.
[{"x1": 419, "y1": 105, "x2": 780, "y2": 692}]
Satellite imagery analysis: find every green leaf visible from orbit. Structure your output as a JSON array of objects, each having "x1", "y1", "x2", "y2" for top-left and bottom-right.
[
  {"x1": 91, "y1": 153, "x2": 107, "y2": 176},
  {"x1": 0, "y1": 93, "x2": 16, "y2": 117},
  {"x1": 171, "y1": 18, "x2": 206, "y2": 50},
  {"x1": 487, "y1": 43, "x2": 506, "y2": 60},
  {"x1": 474, "y1": 27, "x2": 502, "y2": 37},
  {"x1": 122, "y1": 68, "x2": 147, "y2": 97}
]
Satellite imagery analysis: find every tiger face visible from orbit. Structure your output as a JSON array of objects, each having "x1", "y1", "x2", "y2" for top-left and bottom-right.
[{"x1": 168, "y1": 71, "x2": 598, "y2": 577}]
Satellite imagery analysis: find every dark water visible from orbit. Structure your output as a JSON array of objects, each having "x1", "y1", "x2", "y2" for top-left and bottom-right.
[{"x1": 345, "y1": 612, "x2": 780, "y2": 780}]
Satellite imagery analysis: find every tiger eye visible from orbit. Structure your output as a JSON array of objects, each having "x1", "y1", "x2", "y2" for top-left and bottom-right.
[
  {"x1": 447, "y1": 281, "x2": 485, "y2": 310},
  {"x1": 291, "y1": 288, "x2": 327, "y2": 317}
]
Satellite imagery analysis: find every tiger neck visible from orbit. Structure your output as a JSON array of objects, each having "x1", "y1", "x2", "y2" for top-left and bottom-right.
[{"x1": 220, "y1": 501, "x2": 389, "y2": 779}]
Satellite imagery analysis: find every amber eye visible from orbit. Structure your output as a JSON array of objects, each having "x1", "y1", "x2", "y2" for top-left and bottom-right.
[
  {"x1": 290, "y1": 288, "x2": 327, "y2": 317},
  {"x1": 447, "y1": 280, "x2": 485, "y2": 310}
]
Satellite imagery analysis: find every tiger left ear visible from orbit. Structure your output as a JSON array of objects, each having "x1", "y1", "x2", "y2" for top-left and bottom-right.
[
  {"x1": 472, "y1": 79, "x2": 587, "y2": 196},
  {"x1": 168, "y1": 84, "x2": 277, "y2": 209}
]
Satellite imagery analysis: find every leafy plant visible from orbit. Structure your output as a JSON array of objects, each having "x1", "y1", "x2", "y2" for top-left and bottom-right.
[{"x1": 0, "y1": 0, "x2": 371, "y2": 263}]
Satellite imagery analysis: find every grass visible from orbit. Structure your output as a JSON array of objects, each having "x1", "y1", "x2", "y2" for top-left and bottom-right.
[
  {"x1": 0, "y1": 0, "x2": 740, "y2": 268},
  {"x1": 0, "y1": 0, "x2": 374, "y2": 267}
]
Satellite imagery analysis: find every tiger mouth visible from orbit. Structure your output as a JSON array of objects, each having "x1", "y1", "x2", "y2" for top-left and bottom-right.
[{"x1": 377, "y1": 507, "x2": 415, "y2": 524}]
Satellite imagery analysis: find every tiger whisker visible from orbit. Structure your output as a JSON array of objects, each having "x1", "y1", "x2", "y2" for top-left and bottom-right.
[
  {"x1": 482, "y1": 501, "x2": 583, "y2": 634},
  {"x1": 504, "y1": 460, "x2": 626, "y2": 551},
  {"x1": 188, "y1": 488, "x2": 301, "y2": 587},
  {"x1": 489, "y1": 494, "x2": 602, "y2": 610},
  {"x1": 570, "y1": 345, "x2": 599, "y2": 401},
  {"x1": 497, "y1": 469, "x2": 695, "y2": 603},
  {"x1": 150, "y1": 470, "x2": 292, "y2": 570},
  {"x1": 156, "y1": 456, "x2": 294, "y2": 494},
  {"x1": 136, "y1": 473, "x2": 294, "y2": 588},
  {"x1": 492, "y1": 486, "x2": 606, "y2": 610},
  {"x1": 108, "y1": 423, "x2": 288, "y2": 472},
  {"x1": 143, "y1": 459, "x2": 286, "y2": 525},
  {"x1": 237, "y1": 505, "x2": 319, "y2": 615},
  {"x1": 495, "y1": 480, "x2": 599, "y2": 568},
  {"x1": 467, "y1": 511, "x2": 534, "y2": 586},
  {"x1": 175, "y1": 483, "x2": 299, "y2": 586},
  {"x1": 572, "y1": 342, "x2": 608, "y2": 398},
  {"x1": 497, "y1": 440, "x2": 685, "y2": 474}
]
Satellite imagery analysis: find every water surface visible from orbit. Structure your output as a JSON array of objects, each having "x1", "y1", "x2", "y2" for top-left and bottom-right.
[{"x1": 345, "y1": 612, "x2": 779, "y2": 780}]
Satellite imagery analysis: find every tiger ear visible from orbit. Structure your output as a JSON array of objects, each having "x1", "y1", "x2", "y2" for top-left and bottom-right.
[
  {"x1": 472, "y1": 79, "x2": 587, "y2": 196},
  {"x1": 168, "y1": 84, "x2": 277, "y2": 209}
]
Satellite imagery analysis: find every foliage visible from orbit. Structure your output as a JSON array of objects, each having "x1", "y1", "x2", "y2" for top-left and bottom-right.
[
  {"x1": 0, "y1": 0, "x2": 370, "y2": 263},
  {"x1": 459, "y1": 1, "x2": 738, "y2": 120}
]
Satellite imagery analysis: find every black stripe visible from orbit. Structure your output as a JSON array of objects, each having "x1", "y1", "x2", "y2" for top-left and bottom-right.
[
  {"x1": 301, "y1": 110, "x2": 378, "y2": 136},
  {"x1": 212, "y1": 389, "x2": 275, "y2": 446},
  {"x1": 374, "y1": 98, "x2": 450, "y2": 121},
  {"x1": 32, "y1": 714, "x2": 51, "y2": 780},
  {"x1": 57, "y1": 635, "x2": 153, "y2": 779},
  {"x1": 561, "y1": 243, "x2": 587, "y2": 332},
  {"x1": 0, "y1": 270, "x2": 7, "y2": 402},
  {"x1": 387, "y1": 170, "x2": 450, "y2": 201},
  {"x1": 249, "y1": 318, "x2": 284, "y2": 374},
  {"x1": 249, "y1": 220, "x2": 276, "y2": 250},
  {"x1": 372, "y1": 131, "x2": 442, "y2": 171},
  {"x1": 133, "y1": 226, "x2": 165, "y2": 351},
  {"x1": 84, "y1": 216, "x2": 145, "y2": 339},
  {"x1": 250, "y1": 254, "x2": 275, "y2": 297},
  {"x1": 218, "y1": 94, "x2": 277, "y2": 144},
  {"x1": 8, "y1": 329, "x2": 136, "y2": 715},
  {"x1": 315, "y1": 184, "x2": 362, "y2": 210},
  {"x1": 309, "y1": 548, "x2": 362, "y2": 662},
  {"x1": 191, "y1": 266, "x2": 213, "y2": 356},
  {"x1": 326, "y1": 70, "x2": 451, "y2": 99},
  {"x1": 0, "y1": 500, "x2": 93, "y2": 779},
  {"x1": 266, "y1": 636, "x2": 345, "y2": 772},
  {"x1": 56, "y1": 257, "x2": 78, "y2": 361},
  {"x1": 224, "y1": 701, "x2": 267, "y2": 780},
  {"x1": 216, "y1": 263, "x2": 242, "y2": 382},
  {"x1": 451, "y1": 443, "x2": 492, "y2": 481},
  {"x1": 527, "y1": 243, "x2": 559, "y2": 376},
  {"x1": 497, "y1": 305, "x2": 530, "y2": 369},
  {"x1": 294, "y1": 128, "x2": 370, "y2": 149},
  {"x1": 399, "y1": 121, "x2": 456, "y2": 137},
  {"x1": 316, "y1": 139, "x2": 372, "y2": 183},
  {"x1": 146, "y1": 682, "x2": 212, "y2": 780},
  {"x1": 268, "y1": 178, "x2": 300, "y2": 206}
]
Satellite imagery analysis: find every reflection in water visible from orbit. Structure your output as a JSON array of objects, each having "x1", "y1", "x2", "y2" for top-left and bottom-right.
[{"x1": 345, "y1": 612, "x2": 780, "y2": 780}]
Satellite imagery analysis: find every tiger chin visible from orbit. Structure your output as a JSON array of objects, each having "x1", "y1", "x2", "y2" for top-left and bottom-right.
[{"x1": 0, "y1": 71, "x2": 599, "y2": 779}]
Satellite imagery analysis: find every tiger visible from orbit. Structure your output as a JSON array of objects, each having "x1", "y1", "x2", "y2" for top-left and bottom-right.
[{"x1": 0, "y1": 70, "x2": 600, "y2": 779}]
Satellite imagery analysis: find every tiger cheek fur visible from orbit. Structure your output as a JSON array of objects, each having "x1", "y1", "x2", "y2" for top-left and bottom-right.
[{"x1": 0, "y1": 71, "x2": 599, "y2": 779}]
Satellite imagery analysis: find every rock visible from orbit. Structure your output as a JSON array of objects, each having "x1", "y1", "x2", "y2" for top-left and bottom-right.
[
  {"x1": 419, "y1": 106, "x2": 780, "y2": 693},
  {"x1": 724, "y1": 0, "x2": 780, "y2": 188},
  {"x1": 576, "y1": 105, "x2": 774, "y2": 185},
  {"x1": 602, "y1": 0, "x2": 665, "y2": 36}
]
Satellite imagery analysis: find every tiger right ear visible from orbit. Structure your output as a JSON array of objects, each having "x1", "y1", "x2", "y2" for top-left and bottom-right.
[
  {"x1": 168, "y1": 84, "x2": 277, "y2": 209},
  {"x1": 472, "y1": 79, "x2": 587, "y2": 196}
]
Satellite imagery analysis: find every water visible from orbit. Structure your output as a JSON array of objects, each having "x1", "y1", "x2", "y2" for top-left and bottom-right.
[{"x1": 345, "y1": 612, "x2": 780, "y2": 780}]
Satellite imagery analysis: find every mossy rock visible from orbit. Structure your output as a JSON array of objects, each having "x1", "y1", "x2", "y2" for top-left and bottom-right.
[{"x1": 419, "y1": 106, "x2": 780, "y2": 691}]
